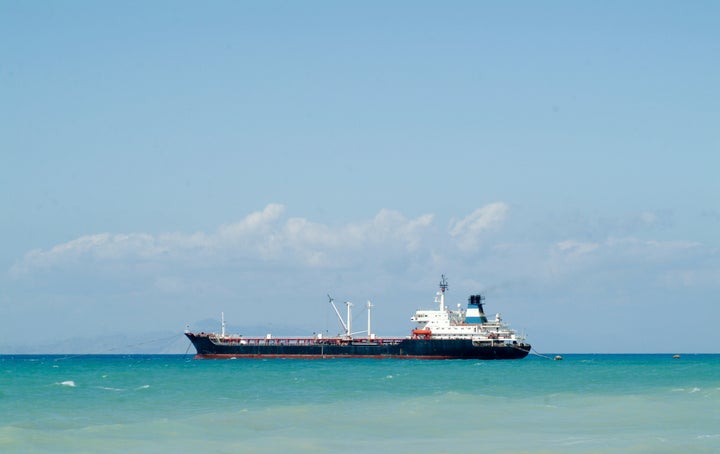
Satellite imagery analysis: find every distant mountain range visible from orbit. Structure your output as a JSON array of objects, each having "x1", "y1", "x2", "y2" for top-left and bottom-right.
[{"x1": 0, "y1": 321, "x2": 318, "y2": 354}]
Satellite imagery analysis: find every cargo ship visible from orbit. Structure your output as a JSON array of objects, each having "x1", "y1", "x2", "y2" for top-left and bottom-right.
[{"x1": 185, "y1": 276, "x2": 531, "y2": 360}]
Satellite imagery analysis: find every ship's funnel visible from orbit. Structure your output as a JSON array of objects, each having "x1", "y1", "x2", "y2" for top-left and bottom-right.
[{"x1": 466, "y1": 294, "x2": 489, "y2": 324}]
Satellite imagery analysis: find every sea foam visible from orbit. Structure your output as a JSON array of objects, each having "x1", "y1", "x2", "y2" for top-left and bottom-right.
[{"x1": 3, "y1": 354, "x2": 719, "y2": 453}]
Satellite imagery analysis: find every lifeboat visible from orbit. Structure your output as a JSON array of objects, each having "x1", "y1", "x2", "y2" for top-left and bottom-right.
[{"x1": 411, "y1": 328, "x2": 432, "y2": 339}]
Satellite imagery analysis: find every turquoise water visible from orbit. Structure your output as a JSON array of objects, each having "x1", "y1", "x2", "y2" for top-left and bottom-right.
[{"x1": 1, "y1": 354, "x2": 719, "y2": 453}]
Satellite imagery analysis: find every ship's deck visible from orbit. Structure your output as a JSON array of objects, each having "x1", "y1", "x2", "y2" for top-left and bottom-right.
[{"x1": 200, "y1": 334, "x2": 407, "y2": 347}]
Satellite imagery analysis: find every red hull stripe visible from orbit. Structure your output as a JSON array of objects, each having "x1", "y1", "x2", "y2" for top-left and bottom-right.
[{"x1": 195, "y1": 354, "x2": 460, "y2": 360}]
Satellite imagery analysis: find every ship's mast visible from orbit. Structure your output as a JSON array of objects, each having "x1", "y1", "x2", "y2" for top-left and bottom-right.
[
  {"x1": 367, "y1": 300, "x2": 373, "y2": 338},
  {"x1": 221, "y1": 312, "x2": 226, "y2": 337},
  {"x1": 438, "y1": 274, "x2": 448, "y2": 311},
  {"x1": 345, "y1": 301, "x2": 353, "y2": 338},
  {"x1": 329, "y1": 295, "x2": 373, "y2": 339}
]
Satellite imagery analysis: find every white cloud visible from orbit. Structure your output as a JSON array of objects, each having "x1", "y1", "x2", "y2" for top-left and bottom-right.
[
  {"x1": 10, "y1": 203, "x2": 716, "y2": 300},
  {"x1": 553, "y1": 237, "x2": 700, "y2": 264},
  {"x1": 216, "y1": 203, "x2": 285, "y2": 241},
  {"x1": 9, "y1": 232, "x2": 165, "y2": 277},
  {"x1": 603, "y1": 237, "x2": 702, "y2": 262},
  {"x1": 542, "y1": 235, "x2": 711, "y2": 290},
  {"x1": 448, "y1": 202, "x2": 508, "y2": 251},
  {"x1": 9, "y1": 204, "x2": 441, "y2": 277},
  {"x1": 555, "y1": 240, "x2": 600, "y2": 258}
]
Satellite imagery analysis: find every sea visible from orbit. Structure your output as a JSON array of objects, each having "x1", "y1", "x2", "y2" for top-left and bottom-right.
[{"x1": 1, "y1": 353, "x2": 718, "y2": 453}]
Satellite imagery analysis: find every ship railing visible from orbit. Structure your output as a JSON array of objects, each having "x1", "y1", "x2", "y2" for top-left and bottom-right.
[
  {"x1": 472, "y1": 338, "x2": 519, "y2": 347},
  {"x1": 207, "y1": 336, "x2": 406, "y2": 346},
  {"x1": 210, "y1": 337, "x2": 320, "y2": 346},
  {"x1": 317, "y1": 337, "x2": 406, "y2": 346}
]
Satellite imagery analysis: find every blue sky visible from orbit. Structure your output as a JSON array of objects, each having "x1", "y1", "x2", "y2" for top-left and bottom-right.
[{"x1": 2, "y1": 1, "x2": 718, "y2": 353}]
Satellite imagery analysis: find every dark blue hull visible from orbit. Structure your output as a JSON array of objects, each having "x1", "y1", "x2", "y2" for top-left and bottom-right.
[{"x1": 185, "y1": 333, "x2": 531, "y2": 360}]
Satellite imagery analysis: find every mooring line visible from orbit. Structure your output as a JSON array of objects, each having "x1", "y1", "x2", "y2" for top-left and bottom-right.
[{"x1": 530, "y1": 348, "x2": 557, "y2": 360}]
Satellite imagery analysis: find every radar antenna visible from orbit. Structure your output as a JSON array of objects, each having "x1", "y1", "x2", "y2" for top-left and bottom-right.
[{"x1": 439, "y1": 274, "x2": 449, "y2": 293}]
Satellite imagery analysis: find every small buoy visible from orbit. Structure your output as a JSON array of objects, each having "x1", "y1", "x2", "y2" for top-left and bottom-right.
[
  {"x1": 672, "y1": 354, "x2": 681, "y2": 359},
  {"x1": 554, "y1": 355, "x2": 563, "y2": 361}
]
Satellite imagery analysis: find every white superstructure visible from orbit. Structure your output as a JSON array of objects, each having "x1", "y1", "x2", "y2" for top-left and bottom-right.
[{"x1": 409, "y1": 275, "x2": 526, "y2": 345}]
